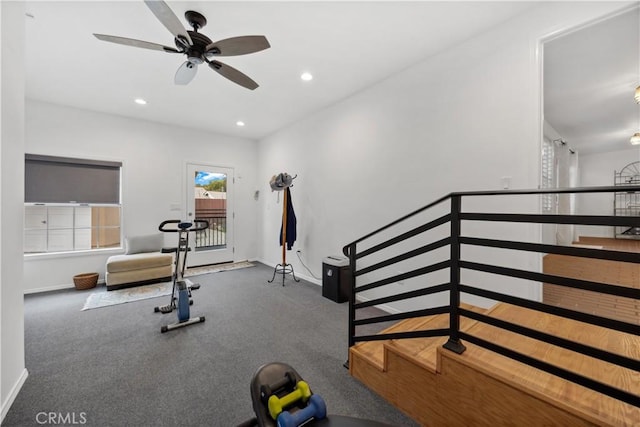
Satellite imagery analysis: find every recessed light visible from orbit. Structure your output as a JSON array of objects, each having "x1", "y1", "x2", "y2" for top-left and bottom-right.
[
  {"x1": 134, "y1": 98, "x2": 147, "y2": 105},
  {"x1": 236, "y1": 121, "x2": 245, "y2": 127},
  {"x1": 300, "y1": 72, "x2": 313, "y2": 81}
]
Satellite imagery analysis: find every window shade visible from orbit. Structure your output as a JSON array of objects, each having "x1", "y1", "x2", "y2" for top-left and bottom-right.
[{"x1": 25, "y1": 154, "x2": 121, "y2": 204}]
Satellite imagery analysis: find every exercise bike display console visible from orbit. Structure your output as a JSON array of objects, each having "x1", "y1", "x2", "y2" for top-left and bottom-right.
[{"x1": 154, "y1": 219, "x2": 209, "y2": 333}]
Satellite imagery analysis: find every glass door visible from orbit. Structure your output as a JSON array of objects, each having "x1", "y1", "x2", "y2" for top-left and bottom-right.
[{"x1": 186, "y1": 163, "x2": 234, "y2": 267}]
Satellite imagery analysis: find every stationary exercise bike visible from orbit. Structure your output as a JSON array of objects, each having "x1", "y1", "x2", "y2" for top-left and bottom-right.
[{"x1": 154, "y1": 219, "x2": 208, "y2": 333}]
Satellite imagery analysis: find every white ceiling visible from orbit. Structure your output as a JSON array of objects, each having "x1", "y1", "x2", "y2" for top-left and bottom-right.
[
  {"x1": 25, "y1": 1, "x2": 536, "y2": 140},
  {"x1": 544, "y1": 6, "x2": 640, "y2": 155}
]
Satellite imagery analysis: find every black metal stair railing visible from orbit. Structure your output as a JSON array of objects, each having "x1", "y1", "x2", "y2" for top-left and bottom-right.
[{"x1": 343, "y1": 185, "x2": 640, "y2": 408}]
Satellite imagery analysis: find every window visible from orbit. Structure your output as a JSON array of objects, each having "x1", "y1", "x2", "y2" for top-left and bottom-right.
[{"x1": 24, "y1": 154, "x2": 122, "y2": 254}]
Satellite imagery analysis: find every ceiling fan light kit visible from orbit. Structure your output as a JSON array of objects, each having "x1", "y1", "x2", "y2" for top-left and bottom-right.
[{"x1": 93, "y1": 0, "x2": 270, "y2": 90}]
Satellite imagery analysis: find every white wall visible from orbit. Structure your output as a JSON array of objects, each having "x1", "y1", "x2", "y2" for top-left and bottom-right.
[
  {"x1": 257, "y1": 2, "x2": 630, "y2": 309},
  {"x1": 24, "y1": 100, "x2": 259, "y2": 292},
  {"x1": 577, "y1": 147, "x2": 640, "y2": 238},
  {"x1": 1, "y1": 1, "x2": 28, "y2": 422}
]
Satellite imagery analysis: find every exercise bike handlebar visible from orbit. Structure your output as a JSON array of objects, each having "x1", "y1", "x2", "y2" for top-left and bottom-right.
[{"x1": 158, "y1": 219, "x2": 210, "y2": 233}]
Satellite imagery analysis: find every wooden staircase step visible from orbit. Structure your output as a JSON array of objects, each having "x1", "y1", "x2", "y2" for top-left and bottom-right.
[
  {"x1": 452, "y1": 341, "x2": 640, "y2": 426},
  {"x1": 388, "y1": 309, "x2": 486, "y2": 372},
  {"x1": 352, "y1": 303, "x2": 489, "y2": 373},
  {"x1": 435, "y1": 342, "x2": 640, "y2": 427},
  {"x1": 379, "y1": 314, "x2": 438, "y2": 334},
  {"x1": 351, "y1": 308, "x2": 451, "y2": 371},
  {"x1": 351, "y1": 314, "x2": 437, "y2": 371},
  {"x1": 465, "y1": 303, "x2": 640, "y2": 393},
  {"x1": 459, "y1": 303, "x2": 640, "y2": 425},
  {"x1": 350, "y1": 301, "x2": 640, "y2": 426},
  {"x1": 388, "y1": 303, "x2": 488, "y2": 355},
  {"x1": 389, "y1": 314, "x2": 448, "y2": 348},
  {"x1": 351, "y1": 316, "x2": 444, "y2": 372},
  {"x1": 474, "y1": 303, "x2": 639, "y2": 361},
  {"x1": 350, "y1": 341, "x2": 385, "y2": 371}
]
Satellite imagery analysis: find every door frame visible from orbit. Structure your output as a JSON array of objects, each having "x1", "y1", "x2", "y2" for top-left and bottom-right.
[{"x1": 184, "y1": 161, "x2": 235, "y2": 267}]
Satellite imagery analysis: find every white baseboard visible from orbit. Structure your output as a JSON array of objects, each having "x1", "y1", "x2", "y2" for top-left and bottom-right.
[
  {"x1": 355, "y1": 294, "x2": 400, "y2": 314},
  {"x1": 24, "y1": 283, "x2": 75, "y2": 295},
  {"x1": 256, "y1": 259, "x2": 399, "y2": 313},
  {"x1": 255, "y1": 258, "x2": 322, "y2": 286},
  {"x1": 24, "y1": 279, "x2": 105, "y2": 295},
  {"x1": 1, "y1": 368, "x2": 28, "y2": 424}
]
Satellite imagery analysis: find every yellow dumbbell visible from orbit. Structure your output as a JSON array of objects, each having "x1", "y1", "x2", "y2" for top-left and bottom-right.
[{"x1": 268, "y1": 380, "x2": 311, "y2": 420}]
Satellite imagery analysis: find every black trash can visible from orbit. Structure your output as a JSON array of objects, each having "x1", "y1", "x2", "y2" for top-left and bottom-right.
[{"x1": 322, "y1": 256, "x2": 350, "y2": 303}]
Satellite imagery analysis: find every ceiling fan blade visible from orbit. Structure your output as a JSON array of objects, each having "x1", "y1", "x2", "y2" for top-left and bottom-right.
[
  {"x1": 175, "y1": 61, "x2": 198, "y2": 85},
  {"x1": 208, "y1": 60, "x2": 259, "y2": 90},
  {"x1": 93, "y1": 34, "x2": 180, "y2": 53},
  {"x1": 205, "y1": 36, "x2": 271, "y2": 57},
  {"x1": 144, "y1": 0, "x2": 192, "y2": 47}
]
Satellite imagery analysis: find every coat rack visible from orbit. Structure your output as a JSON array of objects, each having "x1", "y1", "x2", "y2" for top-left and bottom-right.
[{"x1": 268, "y1": 173, "x2": 300, "y2": 286}]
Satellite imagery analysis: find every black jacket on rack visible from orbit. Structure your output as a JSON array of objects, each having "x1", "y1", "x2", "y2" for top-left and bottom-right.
[{"x1": 279, "y1": 187, "x2": 297, "y2": 250}]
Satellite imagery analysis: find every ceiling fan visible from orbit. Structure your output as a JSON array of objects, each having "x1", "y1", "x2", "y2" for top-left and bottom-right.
[{"x1": 93, "y1": 0, "x2": 270, "y2": 90}]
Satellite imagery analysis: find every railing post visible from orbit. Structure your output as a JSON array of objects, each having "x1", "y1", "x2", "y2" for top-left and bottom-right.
[
  {"x1": 344, "y1": 242, "x2": 357, "y2": 369},
  {"x1": 443, "y1": 194, "x2": 467, "y2": 354}
]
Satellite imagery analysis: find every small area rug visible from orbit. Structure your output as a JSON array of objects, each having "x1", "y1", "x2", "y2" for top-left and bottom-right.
[
  {"x1": 81, "y1": 281, "x2": 171, "y2": 311},
  {"x1": 82, "y1": 261, "x2": 254, "y2": 311},
  {"x1": 184, "y1": 260, "x2": 254, "y2": 277}
]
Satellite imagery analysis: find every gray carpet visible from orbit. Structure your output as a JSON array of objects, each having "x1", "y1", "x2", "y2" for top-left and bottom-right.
[{"x1": 3, "y1": 263, "x2": 419, "y2": 427}]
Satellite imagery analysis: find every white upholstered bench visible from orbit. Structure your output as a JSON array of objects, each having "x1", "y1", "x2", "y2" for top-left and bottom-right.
[{"x1": 105, "y1": 234, "x2": 173, "y2": 291}]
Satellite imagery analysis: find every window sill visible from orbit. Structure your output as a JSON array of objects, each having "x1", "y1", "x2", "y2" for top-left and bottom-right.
[{"x1": 24, "y1": 247, "x2": 123, "y2": 261}]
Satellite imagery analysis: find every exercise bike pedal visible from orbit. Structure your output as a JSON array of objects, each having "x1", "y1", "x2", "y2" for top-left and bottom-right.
[{"x1": 155, "y1": 303, "x2": 174, "y2": 314}]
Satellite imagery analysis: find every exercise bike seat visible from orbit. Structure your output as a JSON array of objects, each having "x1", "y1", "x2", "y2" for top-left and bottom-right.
[{"x1": 161, "y1": 247, "x2": 192, "y2": 254}]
